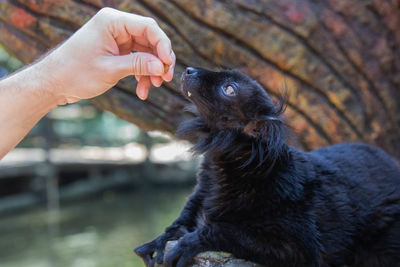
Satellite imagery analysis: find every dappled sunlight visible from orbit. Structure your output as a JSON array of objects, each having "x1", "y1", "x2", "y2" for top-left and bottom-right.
[
  {"x1": 150, "y1": 141, "x2": 193, "y2": 163},
  {"x1": 1, "y1": 141, "x2": 195, "y2": 165}
]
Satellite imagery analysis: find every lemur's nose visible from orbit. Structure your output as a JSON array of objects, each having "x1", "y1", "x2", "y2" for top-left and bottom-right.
[{"x1": 185, "y1": 67, "x2": 197, "y2": 76}]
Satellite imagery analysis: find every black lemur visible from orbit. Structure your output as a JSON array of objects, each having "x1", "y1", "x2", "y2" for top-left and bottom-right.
[{"x1": 135, "y1": 67, "x2": 400, "y2": 267}]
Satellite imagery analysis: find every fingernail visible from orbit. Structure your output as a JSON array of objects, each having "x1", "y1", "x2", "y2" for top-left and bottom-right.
[
  {"x1": 136, "y1": 86, "x2": 144, "y2": 100},
  {"x1": 138, "y1": 91, "x2": 146, "y2": 100},
  {"x1": 147, "y1": 61, "x2": 163, "y2": 75}
]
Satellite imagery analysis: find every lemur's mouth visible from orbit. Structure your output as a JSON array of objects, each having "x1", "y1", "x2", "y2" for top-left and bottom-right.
[
  {"x1": 181, "y1": 67, "x2": 204, "y2": 102},
  {"x1": 180, "y1": 71, "x2": 193, "y2": 99}
]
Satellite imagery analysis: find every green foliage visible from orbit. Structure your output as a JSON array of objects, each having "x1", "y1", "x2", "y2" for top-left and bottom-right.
[
  {"x1": 48, "y1": 101, "x2": 142, "y2": 147},
  {"x1": 0, "y1": 45, "x2": 23, "y2": 72},
  {"x1": 17, "y1": 101, "x2": 149, "y2": 148}
]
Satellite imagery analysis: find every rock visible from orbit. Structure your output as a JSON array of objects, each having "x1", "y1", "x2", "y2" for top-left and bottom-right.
[{"x1": 155, "y1": 241, "x2": 264, "y2": 267}]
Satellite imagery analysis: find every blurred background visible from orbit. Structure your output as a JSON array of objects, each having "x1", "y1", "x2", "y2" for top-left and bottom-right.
[
  {"x1": 0, "y1": 0, "x2": 399, "y2": 267},
  {"x1": 0, "y1": 46, "x2": 198, "y2": 267}
]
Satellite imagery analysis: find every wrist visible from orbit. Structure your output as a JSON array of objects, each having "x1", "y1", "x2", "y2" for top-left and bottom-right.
[
  {"x1": 0, "y1": 60, "x2": 60, "y2": 157},
  {"x1": 32, "y1": 52, "x2": 70, "y2": 106}
]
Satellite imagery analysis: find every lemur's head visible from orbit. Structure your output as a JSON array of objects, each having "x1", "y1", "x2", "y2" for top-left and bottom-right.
[
  {"x1": 179, "y1": 67, "x2": 285, "y2": 139},
  {"x1": 177, "y1": 67, "x2": 287, "y2": 166}
]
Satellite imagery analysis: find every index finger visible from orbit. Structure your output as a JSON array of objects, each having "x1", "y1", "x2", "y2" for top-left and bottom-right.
[{"x1": 122, "y1": 13, "x2": 173, "y2": 65}]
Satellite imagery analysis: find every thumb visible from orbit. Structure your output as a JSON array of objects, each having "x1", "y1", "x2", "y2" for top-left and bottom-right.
[{"x1": 110, "y1": 52, "x2": 164, "y2": 78}]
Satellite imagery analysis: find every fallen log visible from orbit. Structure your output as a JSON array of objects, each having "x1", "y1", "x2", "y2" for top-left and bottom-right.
[{"x1": 0, "y1": 0, "x2": 399, "y2": 159}]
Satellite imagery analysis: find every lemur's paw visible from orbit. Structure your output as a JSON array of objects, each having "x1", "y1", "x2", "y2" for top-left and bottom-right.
[
  {"x1": 164, "y1": 234, "x2": 202, "y2": 267},
  {"x1": 134, "y1": 240, "x2": 157, "y2": 267}
]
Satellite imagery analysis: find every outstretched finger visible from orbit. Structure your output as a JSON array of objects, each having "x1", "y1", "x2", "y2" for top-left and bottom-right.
[{"x1": 136, "y1": 76, "x2": 151, "y2": 100}]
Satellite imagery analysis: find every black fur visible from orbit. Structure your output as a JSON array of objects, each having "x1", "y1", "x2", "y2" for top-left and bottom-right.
[{"x1": 135, "y1": 68, "x2": 400, "y2": 267}]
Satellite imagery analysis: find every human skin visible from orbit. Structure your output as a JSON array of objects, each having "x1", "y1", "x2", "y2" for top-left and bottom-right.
[{"x1": 0, "y1": 7, "x2": 175, "y2": 159}]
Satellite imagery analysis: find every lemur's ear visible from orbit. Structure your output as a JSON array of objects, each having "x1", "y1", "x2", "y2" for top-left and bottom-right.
[{"x1": 243, "y1": 116, "x2": 282, "y2": 138}]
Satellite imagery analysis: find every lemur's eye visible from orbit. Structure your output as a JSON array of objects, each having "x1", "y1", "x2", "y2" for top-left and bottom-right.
[{"x1": 223, "y1": 84, "x2": 237, "y2": 96}]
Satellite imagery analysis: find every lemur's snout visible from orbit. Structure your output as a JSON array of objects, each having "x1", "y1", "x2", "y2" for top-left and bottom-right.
[
  {"x1": 181, "y1": 67, "x2": 199, "y2": 83},
  {"x1": 185, "y1": 67, "x2": 198, "y2": 76},
  {"x1": 181, "y1": 67, "x2": 201, "y2": 98}
]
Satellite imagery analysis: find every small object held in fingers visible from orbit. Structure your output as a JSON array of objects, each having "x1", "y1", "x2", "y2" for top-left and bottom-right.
[{"x1": 164, "y1": 64, "x2": 170, "y2": 74}]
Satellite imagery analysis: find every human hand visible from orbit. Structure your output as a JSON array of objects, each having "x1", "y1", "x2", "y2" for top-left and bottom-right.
[{"x1": 39, "y1": 7, "x2": 175, "y2": 104}]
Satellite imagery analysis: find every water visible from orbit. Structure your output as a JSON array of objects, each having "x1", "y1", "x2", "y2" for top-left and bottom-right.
[{"x1": 0, "y1": 187, "x2": 192, "y2": 267}]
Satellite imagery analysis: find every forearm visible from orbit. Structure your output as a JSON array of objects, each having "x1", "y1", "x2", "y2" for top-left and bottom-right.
[
  {"x1": 0, "y1": 8, "x2": 175, "y2": 159},
  {"x1": 0, "y1": 60, "x2": 59, "y2": 158},
  {"x1": 173, "y1": 187, "x2": 205, "y2": 229}
]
